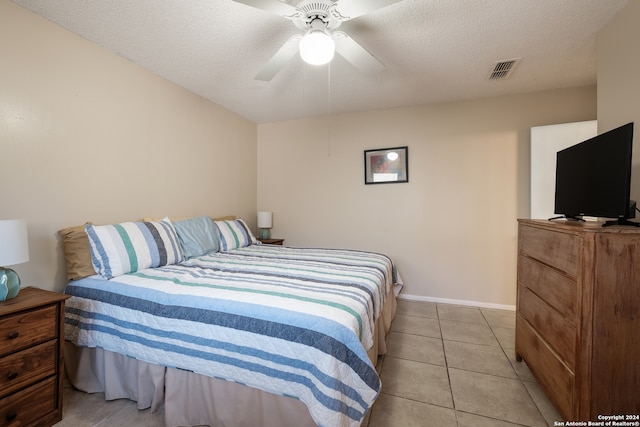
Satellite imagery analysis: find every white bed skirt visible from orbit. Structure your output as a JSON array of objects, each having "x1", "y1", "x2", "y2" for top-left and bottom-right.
[{"x1": 64, "y1": 289, "x2": 397, "y2": 427}]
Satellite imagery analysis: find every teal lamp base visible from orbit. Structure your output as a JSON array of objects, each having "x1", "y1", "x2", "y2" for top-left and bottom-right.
[
  {"x1": 259, "y1": 228, "x2": 271, "y2": 239},
  {"x1": 0, "y1": 267, "x2": 21, "y2": 301}
]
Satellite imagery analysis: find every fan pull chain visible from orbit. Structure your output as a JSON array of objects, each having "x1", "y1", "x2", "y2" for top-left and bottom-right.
[{"x1": 327, "y1": 61, "x2": 332, "y2": 157}]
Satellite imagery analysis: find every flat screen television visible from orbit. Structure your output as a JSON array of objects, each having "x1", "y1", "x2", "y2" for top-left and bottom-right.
[{"x1": 553, "y1": 122, "x2": 636, "y2": 227}]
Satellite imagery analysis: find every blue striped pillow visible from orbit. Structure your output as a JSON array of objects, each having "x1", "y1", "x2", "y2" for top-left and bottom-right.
[
  {"x1": 215, "y1": 219, "x2": 257, "y2": 251},
  {"x1": 85, "y1": 218, "x2": 184, "y2": 279}
]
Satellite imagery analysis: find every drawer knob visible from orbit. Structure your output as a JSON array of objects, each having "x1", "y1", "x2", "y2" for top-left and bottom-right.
[
  {"x1": 7, "y1": 372, "x2": 18, "y2": 381},
  {"x1": 8, "y1": 331, "x2": 19, "y2": 339}
]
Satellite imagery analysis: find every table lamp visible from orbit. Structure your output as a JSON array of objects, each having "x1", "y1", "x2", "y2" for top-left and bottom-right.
[
  {"x1": 257, "y1": 211, "x2": 273, "y2": 240},
  {"x1": 0, "y1": 219, "x2": 30, "y2": 301}
]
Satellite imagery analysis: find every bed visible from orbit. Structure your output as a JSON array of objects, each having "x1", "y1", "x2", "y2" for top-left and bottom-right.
[{"x1": 60, "y1": 216, "x2": 399, "y2": 427}]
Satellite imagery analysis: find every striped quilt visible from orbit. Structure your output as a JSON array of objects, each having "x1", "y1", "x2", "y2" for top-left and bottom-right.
[{"x1": 64, "y1": 245, "x2": 396, "y2": 427}]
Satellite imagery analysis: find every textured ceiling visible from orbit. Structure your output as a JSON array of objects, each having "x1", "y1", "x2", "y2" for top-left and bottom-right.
[{"x1": 12, "y1": 0, "x2": 629, "y2": 123}]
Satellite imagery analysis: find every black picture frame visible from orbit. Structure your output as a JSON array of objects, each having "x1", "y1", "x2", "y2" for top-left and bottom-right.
[{"x1": 364, "y1": 146, "x2": 409, "y2": 185}]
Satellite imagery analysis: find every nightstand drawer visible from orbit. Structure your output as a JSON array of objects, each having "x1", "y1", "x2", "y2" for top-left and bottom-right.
[
  {"x1": 0, "y1": 376, "x2": 57, "y2": 427},
  {"x1": 0, "y1": 340, "x2": 57, "y2": 398},
  {"x1": 0, "y1": 305, "x2": 57, "y2": 356}
]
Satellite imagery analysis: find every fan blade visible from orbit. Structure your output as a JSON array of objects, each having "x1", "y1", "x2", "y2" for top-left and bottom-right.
[
  {"x1": 332, "y1": 0, "x2": 404, "y2": 20},
  {"x1": 255, "y1": 34, "x2": 302, "y2": 81},
  {"x1": 333, "y1": 32, "x2": 384, "y2": 74},
  {"x1": 232, "y1": 0, "x2": 299, "y2": 18}
]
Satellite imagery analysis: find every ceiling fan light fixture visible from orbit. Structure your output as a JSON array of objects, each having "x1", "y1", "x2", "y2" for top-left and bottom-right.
[{"x1": 299, "y1": 30, "x2": 335, "y2": 65}]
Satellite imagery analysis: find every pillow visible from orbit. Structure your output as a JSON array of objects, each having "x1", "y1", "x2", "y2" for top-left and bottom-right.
[
  {"x1": 215, "y1": 219, "x2": 257, "y2": 251},
  {"x1": 173, "y1": 216, "x2": 219, "y2": 258},
  {"x1": 59, "y1": 223, "x2": 96, "y2": 281},
  {"x1": 85, "y1": 218, "x2": 183, "y2": 279}
]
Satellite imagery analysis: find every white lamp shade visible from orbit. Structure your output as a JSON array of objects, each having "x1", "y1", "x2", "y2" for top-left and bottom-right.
[
  {"x1": 257, "y1": 212, "x2": 273, "y2": 229},
  {"x1": 0, "y1": 219, "x2": 29, "y2": 266},
  {"x1": 299, "y1": 31, "x2": 335, "y2": 65}
]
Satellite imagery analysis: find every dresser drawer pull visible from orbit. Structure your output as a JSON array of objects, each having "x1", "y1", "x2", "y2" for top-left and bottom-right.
[
  {"x1": 7, "y1": 371, "x2": 18, "y2": 380},
  {"x1": 6, "y1": 412, "x2": 17, "y2": 422},
  {"x1": 8, "y1": 331, "x2": 19, "y2": 339}
]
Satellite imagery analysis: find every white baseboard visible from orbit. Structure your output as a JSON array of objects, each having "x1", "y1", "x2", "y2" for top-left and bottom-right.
[{"x1": 397, "y1": 293, "x2": 515, "y2": 311}]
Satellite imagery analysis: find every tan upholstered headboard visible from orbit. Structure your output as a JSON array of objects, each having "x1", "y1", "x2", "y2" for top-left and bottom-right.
[{"x1": 59, "y1": 223, "x2": 95, "y2": 281}]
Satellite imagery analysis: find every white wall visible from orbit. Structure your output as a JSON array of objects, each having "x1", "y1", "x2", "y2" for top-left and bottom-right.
[
  {"x1": 530, "y1": 121, "x2": 597, "y2": 220},
  {"x1": 0, "y1": 2, "x2": 257, "y2": 293},
  {"x1": 258, "y1": 87, "x2": 596, "y2": 307},
  {"x1": 597, "y1": 0, "x2": 640, "y2": 206}
]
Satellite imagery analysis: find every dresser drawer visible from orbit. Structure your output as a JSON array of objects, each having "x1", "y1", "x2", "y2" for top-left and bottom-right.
[
  {"x1": 518, "y1": 255, "x2": 578, "y2": 319},
  {"x1": 0, "y1": 340, "x2": 57, "y2": 398},
  {"x1": 519, "y1": 224, "x2": 579, "y2": 277},
  {"x1": 0, "y1": 305, "x2": 57, "y2": 357},
  {"x1": 518, "y1": 285, "x2": 576, "y2": 369},
  {"x1": 0, "y1": 376, "x2": 57, "y2": 427},
  {"x1": 516, "y1": 315, "x2": 574, "y2": 420}
]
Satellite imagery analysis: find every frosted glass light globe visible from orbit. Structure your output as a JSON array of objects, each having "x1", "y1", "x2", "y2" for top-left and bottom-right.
[{"x1": 299, "y1": 31, "x2": 335, "y2": 65}]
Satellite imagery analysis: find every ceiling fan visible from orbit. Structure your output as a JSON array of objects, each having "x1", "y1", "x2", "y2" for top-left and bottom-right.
[{"x1": 232, "y1": 0, "x2": 403, "y2": 81}]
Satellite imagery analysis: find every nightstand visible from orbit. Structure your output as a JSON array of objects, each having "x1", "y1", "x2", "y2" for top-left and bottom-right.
[
  {"x1": 258, "y1": 238, "x2": 284, "y2": 245},
  {"x1": 0, "y1": 286, "x2": 70, "y2": 426}
]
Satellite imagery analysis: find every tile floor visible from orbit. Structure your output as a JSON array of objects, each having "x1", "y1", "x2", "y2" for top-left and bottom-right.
[
  {"x1": 368, "y1": 299, "x2": 561, "y2": 427},
  {"x1": 54, "y1": 300, "x2": 562, "y2": 427}
]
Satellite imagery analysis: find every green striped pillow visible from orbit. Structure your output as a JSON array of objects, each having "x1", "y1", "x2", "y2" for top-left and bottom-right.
[
  {"x1": 85, "y1": 218, "x2": 183, "y2": 279},
  {"x1": 215, "y1": 219, "x2": 257, "y2": 251}
]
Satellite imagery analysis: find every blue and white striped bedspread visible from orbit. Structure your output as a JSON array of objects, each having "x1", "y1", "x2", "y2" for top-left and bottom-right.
[{"x1": 64, "y1": 245, "x2": 396, "y2": 427}]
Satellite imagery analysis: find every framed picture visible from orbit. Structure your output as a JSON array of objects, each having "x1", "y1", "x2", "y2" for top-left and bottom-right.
[{"x1": 364, "y1": 146, "x2": 408, "y2": 184}]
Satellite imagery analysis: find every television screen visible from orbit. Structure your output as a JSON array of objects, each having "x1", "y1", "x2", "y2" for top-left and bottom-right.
[{"x1": 554, "y1": 122, "x2": 634, "y2": 221}]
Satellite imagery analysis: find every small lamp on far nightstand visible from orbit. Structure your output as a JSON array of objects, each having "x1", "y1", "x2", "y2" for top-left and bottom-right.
[
  {"x1": 257, "y1": 211, "x2": 273, "y2": 240},
  {"x1": 0, "y1": 219, "x2": 30, "y2": 301}
]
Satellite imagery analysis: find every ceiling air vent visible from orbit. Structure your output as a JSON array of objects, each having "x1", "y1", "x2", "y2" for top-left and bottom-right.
[{"x1": 488, "y1": 58, "x2": 521, "y2": 80}]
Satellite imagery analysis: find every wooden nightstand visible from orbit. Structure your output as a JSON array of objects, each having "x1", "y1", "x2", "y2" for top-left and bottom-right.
[
  {"x1": 0, "y1": 286, "x2": 70, "y2": 427},
  {"x1": 258, "y1": 238, "x2": 284, "y2": 245}
]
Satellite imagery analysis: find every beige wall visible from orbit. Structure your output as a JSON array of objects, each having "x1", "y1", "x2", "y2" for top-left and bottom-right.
[
  {"x1": 597, "y1": 0, "x2": 640, "y2": 205},
  {"x1": 0, "y1": 2, "x2": 257, "y2": 293},
  {"x1": 258, "y1": 87, "x2": 596, "y2": 307},
  {"x1": 1, "y1": 0, "x2": 606, "y2": 307}
]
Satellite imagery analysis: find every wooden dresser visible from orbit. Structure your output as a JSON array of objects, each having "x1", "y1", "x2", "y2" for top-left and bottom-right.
[
  {"x1": 0, "y1": 287, "x2": 70, "y2": 427},
  {"x1": 516, "y1": 219, "x2": 640, "y2": 421}
]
